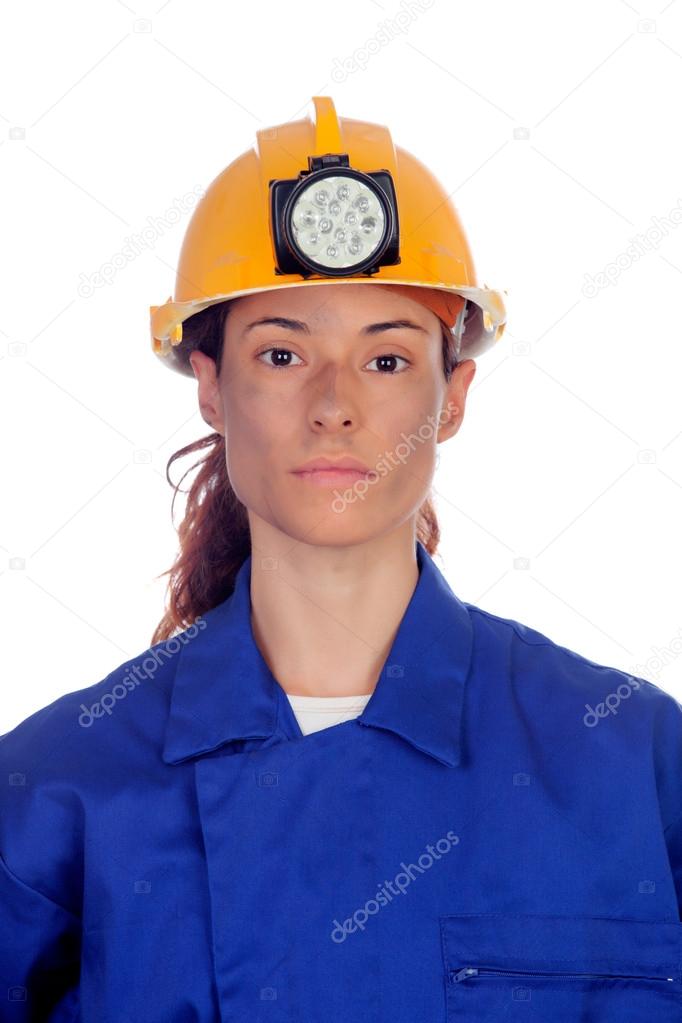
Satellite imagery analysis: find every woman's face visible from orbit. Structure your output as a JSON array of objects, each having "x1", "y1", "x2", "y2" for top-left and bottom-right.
[{"x1": 189, "y1": 283, "x2": 476, "y2": 549}]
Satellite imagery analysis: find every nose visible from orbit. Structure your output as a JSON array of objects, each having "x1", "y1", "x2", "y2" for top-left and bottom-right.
[{"x1": 305, "y1": 361, "x2": 360, "y2": 432}]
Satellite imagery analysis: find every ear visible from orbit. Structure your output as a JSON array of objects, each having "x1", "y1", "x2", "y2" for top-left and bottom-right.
[
  {"x1": 189, "y1": 349, "x2": 225, "y2": 436},
  {"x1": 437, "y1": 359, "x2": 476, "y2": 442}
]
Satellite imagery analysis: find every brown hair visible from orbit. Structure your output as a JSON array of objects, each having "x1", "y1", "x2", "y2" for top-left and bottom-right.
[{"x1": 150, "y1": 299, "x2": 460, "y2": 643}]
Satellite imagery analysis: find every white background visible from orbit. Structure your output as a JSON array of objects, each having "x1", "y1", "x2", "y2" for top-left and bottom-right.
[{"x1": 2, "y1": 0, "x2": 681, "y2": 733}]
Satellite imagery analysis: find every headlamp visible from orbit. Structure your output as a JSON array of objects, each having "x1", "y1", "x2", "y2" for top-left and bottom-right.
[{"x1": 270, "y1": 154, "x2": 400, "y2": 278}]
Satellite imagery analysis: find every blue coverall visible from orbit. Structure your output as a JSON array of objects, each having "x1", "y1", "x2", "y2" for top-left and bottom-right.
[{"x1": 1, "y1": 539, "x2": 682, "y2": 1020}]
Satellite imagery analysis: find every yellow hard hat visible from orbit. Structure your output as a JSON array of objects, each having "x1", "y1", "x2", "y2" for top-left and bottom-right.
[{"x1": 150, "y1": 96, "x2": 507, "y2": 376}]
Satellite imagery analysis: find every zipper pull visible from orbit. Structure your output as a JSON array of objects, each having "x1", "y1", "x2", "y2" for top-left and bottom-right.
[{"x1": 452, "y1": 967, "x2": 478, "y2": 982}]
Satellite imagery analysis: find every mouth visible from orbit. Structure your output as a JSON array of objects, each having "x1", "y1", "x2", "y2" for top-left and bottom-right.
[{"x1": 291, "y1": 468, "x2": 371, "y2": 487}]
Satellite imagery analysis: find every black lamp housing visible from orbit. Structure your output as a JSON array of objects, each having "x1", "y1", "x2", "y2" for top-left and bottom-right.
[{"x1": 269, "y1": 154, "x2": 401, "y2": 278}]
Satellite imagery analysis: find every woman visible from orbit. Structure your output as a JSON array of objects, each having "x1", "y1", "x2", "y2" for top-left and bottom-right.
[{"x1": 2, "y1": 97, "x2": 682, "y2": 1022}]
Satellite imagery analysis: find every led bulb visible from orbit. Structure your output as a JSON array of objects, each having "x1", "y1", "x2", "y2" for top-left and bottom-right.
[{"x1": 288, "y1": 173, "x2": 387, "y2": 271}]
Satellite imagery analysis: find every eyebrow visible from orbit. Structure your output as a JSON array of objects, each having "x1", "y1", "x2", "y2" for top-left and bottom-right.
[{"x1": 242, "y1": 316, "x2": 428, "y2": 336}]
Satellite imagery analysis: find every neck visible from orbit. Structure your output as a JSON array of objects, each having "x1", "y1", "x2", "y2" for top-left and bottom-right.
[{"x1": 247, "y1": 521, "x2": 420, "y2": 698}]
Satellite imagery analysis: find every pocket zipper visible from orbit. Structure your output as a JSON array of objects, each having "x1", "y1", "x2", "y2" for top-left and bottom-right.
[{"x1": 450, "y1": 966, "x2": 675, "y2": 984}]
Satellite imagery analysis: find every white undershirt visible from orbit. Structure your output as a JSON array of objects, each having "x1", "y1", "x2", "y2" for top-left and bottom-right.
[{"x1": 286, "y1": 692, "x2": 373, "y2": 736}]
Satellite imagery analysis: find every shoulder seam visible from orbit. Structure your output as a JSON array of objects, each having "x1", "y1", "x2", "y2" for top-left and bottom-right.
[{"x1": 464, "y1": 604, "x2": 650, "y2": 682}]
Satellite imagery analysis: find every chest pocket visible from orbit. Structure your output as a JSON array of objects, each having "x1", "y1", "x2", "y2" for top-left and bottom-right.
[{"x1": 440, "y1": 912, "x2": 682, "y2": 1022}]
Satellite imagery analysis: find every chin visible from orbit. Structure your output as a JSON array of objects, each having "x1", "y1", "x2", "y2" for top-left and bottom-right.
[
  {"x1": 284, "y1": 502, "x2": 415, "y2": 548},
  {"x1": 291, "y1": 521, "x2": 374, "y2": 548}
]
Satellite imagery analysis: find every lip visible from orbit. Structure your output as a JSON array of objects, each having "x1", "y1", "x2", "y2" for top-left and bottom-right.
[
  {"x1": 292, "y1": 456, "x2": 370, "y2": 474},
  {"x1": 291, "y1": 456, "x2": 372, "y2": 488},
  {"x1": 292, "y1": 468, "x2": 370, "y2": 488}
]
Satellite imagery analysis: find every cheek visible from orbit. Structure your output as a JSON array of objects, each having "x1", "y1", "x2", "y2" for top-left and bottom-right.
[
  {"x1": 374, "y1": 402, "x2": 440, "y2": 483},
  {"x1": 222, "y1": 388, "x2": 292, "y2": 488}
]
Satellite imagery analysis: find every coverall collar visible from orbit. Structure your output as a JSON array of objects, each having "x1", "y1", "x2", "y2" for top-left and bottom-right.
[{"x1": 162, "y1": 539, "x2": 474, "y2": 768}]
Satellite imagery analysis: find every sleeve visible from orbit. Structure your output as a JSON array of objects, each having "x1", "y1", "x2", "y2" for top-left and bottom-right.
[
  {"x1": 0, "y1": 707, "x2": 83, "y2": 1021},
  {"x1": 663, "y1": 809, "x2": 682, "y2": 921},
  {"x1": 0, "y1": 853, "x2": 80, "y2": 1020},
  {"x1": 651, "y1": 686, "x2": 682, "y2": 920}
]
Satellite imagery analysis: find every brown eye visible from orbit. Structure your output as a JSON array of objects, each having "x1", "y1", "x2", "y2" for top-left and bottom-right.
[
  {"x1": 255, "y1": 347, "x2": 304, "y2": 369},
  {"x1": 366, "y1": 354, "x2": 410, "y2": 374}
]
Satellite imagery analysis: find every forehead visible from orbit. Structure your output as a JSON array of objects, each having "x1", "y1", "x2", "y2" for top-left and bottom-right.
[{"x1": 228, "y1": 283, "x2": 439, "y2": 331}]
